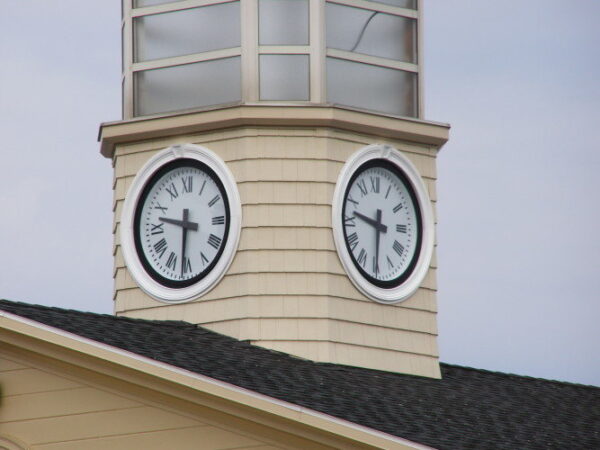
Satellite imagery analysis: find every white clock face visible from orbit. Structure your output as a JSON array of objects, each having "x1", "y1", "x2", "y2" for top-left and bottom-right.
[
  {"x1": 342, "y1": 161, "x2": 422, "y2": 287},
  {"x1": 134, "y1": 159, "x2": 229, "y2": 288}
]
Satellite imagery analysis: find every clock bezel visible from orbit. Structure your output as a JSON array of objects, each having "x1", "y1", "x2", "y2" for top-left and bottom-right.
[
  {"x1": 332, "y1": 144, "x2": 434, "y2": 304},
  {"x1": 133, "y1": 158, "x2": 231, "y2": 289},
  {"x1": 341, "y1": 158, "x2": 423, "y2": 289},
  {"x1": 121, "y1": 143, "x2": 241, "y2": 303}
]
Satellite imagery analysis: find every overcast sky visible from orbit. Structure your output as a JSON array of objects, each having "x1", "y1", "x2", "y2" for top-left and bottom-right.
[{"x1": 0, "y1": 1, "x2": 598, "y2": 387}]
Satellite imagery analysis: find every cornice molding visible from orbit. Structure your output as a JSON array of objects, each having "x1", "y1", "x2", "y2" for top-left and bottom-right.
[{"x1": 99, "y1": 104, "x2": 450, "y2": 159}]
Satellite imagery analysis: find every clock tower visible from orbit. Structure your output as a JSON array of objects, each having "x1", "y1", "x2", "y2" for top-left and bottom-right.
[{"x1": 100, "y1": 0, "x2": 448, "y2": 378}]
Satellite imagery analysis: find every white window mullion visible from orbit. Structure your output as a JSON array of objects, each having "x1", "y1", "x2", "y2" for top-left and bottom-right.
[
  {"x1": 241, "y1": 0, "x2": 259, "y2": 102},
  {"x1": 123, "y1": 3, "x2": 134, "y2": 119},
  {"x1": 258, "y1": 45, "x2": 311, "y2": 54},
  {"x1": 132, "y1": 47, "x2": 241, "y2": 72},
  {"x1": 310, "y1": 0, "x2": 325, "y2": 103},
  {"x1": 327, "y1": 0, "x2": 417, "y2": 19},
  {"x1": 132, "y1": 0, "x2": 236, "y2": 17},
  {"x1": 416, "y1": 0, "x2": 423, "y2": 118},
  {"x1": 326, "y1": 49, "x2": 418, "y2": 73}
]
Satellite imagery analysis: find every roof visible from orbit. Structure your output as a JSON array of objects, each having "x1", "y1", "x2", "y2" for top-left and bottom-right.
[{"x1": 1, "y1": 299, "x2": 598, "y2": 450}]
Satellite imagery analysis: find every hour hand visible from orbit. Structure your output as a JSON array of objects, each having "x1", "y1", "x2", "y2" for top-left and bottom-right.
[
  {"x1": 353, "y1": 211, "x2": 388, "y2": 233},
  {"x1": 159, "y1": 216, "x2": 199, "y2": 231}
]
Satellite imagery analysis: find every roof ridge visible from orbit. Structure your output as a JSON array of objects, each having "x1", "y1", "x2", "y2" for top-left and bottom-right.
[{"x1": 440, "y1": 362, "x2": 599, "y2": 389}]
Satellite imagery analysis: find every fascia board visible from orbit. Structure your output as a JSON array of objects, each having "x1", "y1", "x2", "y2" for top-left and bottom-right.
[{"x1": 99, "y1": 104, "x2": 450, "y2": 159}]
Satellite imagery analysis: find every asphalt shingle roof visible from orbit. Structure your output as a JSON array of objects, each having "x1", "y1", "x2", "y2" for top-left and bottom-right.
[{"x1": 1, "y1": 299, "x2": 598, "y2": 449}]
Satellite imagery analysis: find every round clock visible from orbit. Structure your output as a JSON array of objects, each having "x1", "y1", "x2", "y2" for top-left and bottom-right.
[
  {"x1": 121, "y1": 144, "x2": 241, "y2": 303},
  {"x1": 332, "y1": 144, "x2": 434, "y2": 304}
]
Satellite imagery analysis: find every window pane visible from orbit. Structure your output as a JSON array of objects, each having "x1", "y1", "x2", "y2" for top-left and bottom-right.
[
  {"x1": 260, "y1": 55, "x2": 309, "y2": 101},
  {"x1": 365, "y1": 0, "x2": 416, "y2": 9},
  {"x1": 326, "y1": 58, "x2": 416, "y2": 117},
  {"x1": 134, "y1": 0, "x2": 182, "y2": 7},
  {"x1": 259, "y1": 0, "x2": 309, "y2": 45},
  {"x1": 135, "y1": 3, "x2": 240, "y2": 62},
  {"x1": 135, "y1": 57, "x2": 241, "y2": 116},
  {"x1": 326, "y1": 3, "x2": 416, "y2": 63}
]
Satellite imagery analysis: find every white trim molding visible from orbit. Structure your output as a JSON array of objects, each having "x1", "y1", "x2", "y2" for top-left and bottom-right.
[
  {"x1": 120, "y1": 143, "x2": 242, "y2": 303},
  {"x1": 332, "y1": 143, "x2": 434, "y2": 304}
]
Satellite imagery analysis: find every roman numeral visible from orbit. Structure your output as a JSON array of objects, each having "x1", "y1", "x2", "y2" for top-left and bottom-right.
[
  {"x1": 357, "y1": 179, "x2": 368, "y2": 197},
  {"x1": 343, "y1": 215, "x2": 356, "y2": 227},
  {"x1": 386, "y1": 255, "x2": 394, "y2": 269},
  {"x1": 150, "y1": 223, "x2": 164, "y2": 235},
  {"x1": 212, "y1": 216, "x2": 225, "y2": 225},
  {"x1": 200, "y1": 252, "x2": 209, "y2": 266},
  {"x1": 372, "y1": 256, "x2": 379, "y2": 276},
  {"x1": 347, "y1": 232, "x2": 359, "y2": 251},
  {"x1": 370, "y1": 176, "x2": 380, "y2": 194},
  {"x1": 207, "y1": 233, "x2": 222, "y2": 249},
  {"x1": 181, "y1": 176, "x2": 193, "y2": 193},
  {"x1": 393, "y1": 240, "x2": 404, "y2": 257},
  {"x1": 166, "y1": 252, "x2": 177, "y2": 270},
  {"x1": 166, "y1": 183, "x2": 178, "y2": 200},
  {"x1": 153, "y1": 238, "x2": 167, "y2": 258},
  {"x1": 199, "y1": 180, "x2": 206, "y2": 196},
  {"x1": 208, "y1": 194, "x2": 220, "y2": 207},
  {"x1": 154, "y1": 202, "x2": 168, "y2": 213},
  {"x1": 357, "y1": 248, "x2": 367, "y2": 267},
  {"x1": 183, "y1": 257, "x2": 192, "y2": 274},
  {"x1": 385, "y1": 185, "x2": 391, "y2": 199},
  {"x1": 347, "y1": 195, "x2": 359, "y2": 206},
  {"x1": 397, "y1": 224, "x2": 407, "y2": 233},
  {"x1": 393, "y1": 203, "x2": 403, "y2": 213}
]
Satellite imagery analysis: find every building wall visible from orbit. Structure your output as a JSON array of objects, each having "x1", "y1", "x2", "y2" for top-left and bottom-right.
[
  {"x1": 0, "y1": 354, "x2": 285, "y2": 450},
  {"x1": 112, "y1": 126, "x2": 440, "y2": 378}
]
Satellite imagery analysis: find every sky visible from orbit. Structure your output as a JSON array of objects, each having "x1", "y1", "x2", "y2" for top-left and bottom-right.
[{"x1": 0, "y1": 1, "x2": 598, "y2": 387}]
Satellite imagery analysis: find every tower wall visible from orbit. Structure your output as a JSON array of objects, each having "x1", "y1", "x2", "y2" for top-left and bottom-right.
[{"x1": 105, "y1": 106, "x2": 447, "y2": 378}]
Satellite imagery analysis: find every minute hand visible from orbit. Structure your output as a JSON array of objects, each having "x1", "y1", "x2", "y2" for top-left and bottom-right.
[
  {"x1": 159, "y1": 216, "x2": 199, "y2": 231},
  {"x1": 353, "y1": 211, "x2": 388, "y2": 233}
]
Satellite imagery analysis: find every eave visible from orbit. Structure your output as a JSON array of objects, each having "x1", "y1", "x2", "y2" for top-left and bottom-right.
[
  {"x1": 98, "y1": 104, "x2": 450, "y2": 159},
  {"x1": 0, "y1": 310, "x2": 431, "y2": 450}
]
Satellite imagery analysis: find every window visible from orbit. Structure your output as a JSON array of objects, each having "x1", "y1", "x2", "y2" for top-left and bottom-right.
[{"x1": 122, "y1": 0, "x2": 421, "y2": 118}]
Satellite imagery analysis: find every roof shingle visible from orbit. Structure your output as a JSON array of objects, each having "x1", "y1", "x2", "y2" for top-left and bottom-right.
[{"x1": 1, "y1": 299, "x2": 598, "y2": 450}]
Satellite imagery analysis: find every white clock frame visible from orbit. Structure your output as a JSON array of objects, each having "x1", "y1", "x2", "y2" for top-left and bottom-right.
[
  {"x1": 120, "y1": 143, "x2": 242, "y2": 303},
  {"x1": 332, "y1": 144, "x2": 434, "y2": 304}
]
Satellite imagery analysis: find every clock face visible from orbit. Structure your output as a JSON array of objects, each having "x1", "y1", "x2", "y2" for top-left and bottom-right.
[
  {"x1": 133, "y1": 158, "x2": 230, "y2": 288},
  {"x1": 342, "y1": 159, "x2": 422, "y2": 288}
]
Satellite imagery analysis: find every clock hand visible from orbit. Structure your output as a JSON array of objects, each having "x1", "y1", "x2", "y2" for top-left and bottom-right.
[
  {"x1": 353, "y1": 211, "x2": 388, "y2": 233},
  {"x1": 159, "y1": 216, "x2": 199, "y2": 231},
  {"x1": 181, "y1": 209, "x2": 188, "y2": 278},
  {"x1": 375, "y1": 209, "x2": 382, "y2": 277}
]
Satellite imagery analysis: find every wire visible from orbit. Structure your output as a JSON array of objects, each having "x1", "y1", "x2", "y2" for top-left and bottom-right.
[{"x1": 350, "y1": 11, "x2": 379, "y2": 52}]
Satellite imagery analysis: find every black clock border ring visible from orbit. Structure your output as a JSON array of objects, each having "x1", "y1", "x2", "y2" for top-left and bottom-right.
[{"x1": 133, "y1": 158, "x2": 231, "y2": 289}]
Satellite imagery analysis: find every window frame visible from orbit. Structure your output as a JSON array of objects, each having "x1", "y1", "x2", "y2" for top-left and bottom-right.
[{"x1": 121, "y1": 0, "x2": 422, "y2": 119}]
